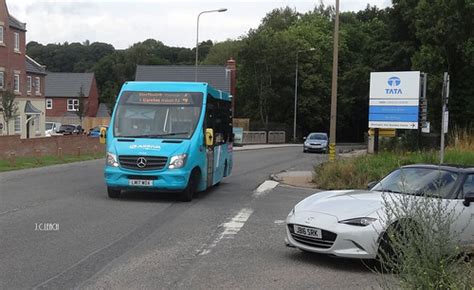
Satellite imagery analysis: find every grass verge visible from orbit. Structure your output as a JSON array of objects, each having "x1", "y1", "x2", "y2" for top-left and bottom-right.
[
  {"x1": 0, "y1": 152, "x2": 104, "y2": 172},
  {"x1": 313, "y1": 148, "x2": 474, "y2": 190}
]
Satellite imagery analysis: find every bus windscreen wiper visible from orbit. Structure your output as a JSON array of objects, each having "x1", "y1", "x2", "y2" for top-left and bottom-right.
[
  {"x1": 119, "y1": 132, "x2": 189, "y2": 138},
  {"x1": 155, "y1": 132, "x2": 189, "y2": 137}
]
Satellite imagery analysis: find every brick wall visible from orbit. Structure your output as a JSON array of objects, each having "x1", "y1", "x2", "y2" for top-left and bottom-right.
[
  {"x1": 0, "y1": 135, "x2": 105, "y2": 159},
  {"x1": 46, "y1": 98, "x2": 70, "y2": 116}
]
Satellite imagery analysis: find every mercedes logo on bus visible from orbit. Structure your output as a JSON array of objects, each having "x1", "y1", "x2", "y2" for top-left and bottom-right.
[{"x1": 136, "y1": 157, "x2": 147, "y2": 168}]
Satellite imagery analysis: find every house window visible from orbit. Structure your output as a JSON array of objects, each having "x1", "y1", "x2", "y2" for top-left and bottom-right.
[
  {"x1": 46, "y1": 99, "x2": 53, "y2": 109},
  {"x1": 14, "y1": 32, "x2": 20, "y2": 52},
  {"x1": 0, "y1": 25, "x2": 4, "y2": 44},
  {"x1": 27, "y1": 76, "x2": 32, "y2": 94},
  {"x1": 14, "y1": 74, "x2": 20, "y2": 93},
  {"x1": 14, "y1": 116, "x2": 21, "y2": 133},
  {"x1": 35, "y1": 77, "x2": 40, "y2": 94},
  {"x1": 67, "y1": 99, "x2": 79, "y2": 111},
  {"x1": 0, "y1": 72, "x2": 4, "y2": 89}
]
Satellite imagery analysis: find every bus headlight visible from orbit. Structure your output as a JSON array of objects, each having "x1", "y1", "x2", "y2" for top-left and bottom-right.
[
  {"x1": 169, "y1": 154, "x2": 187, "y2": 169},
  {"x1": 106, "y1": 152, "x2": 119, "y2": 167}
]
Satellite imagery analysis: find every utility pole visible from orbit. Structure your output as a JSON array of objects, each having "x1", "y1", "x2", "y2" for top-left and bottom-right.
[
  {"x1": 293, "y1": 48, "x2": 315, "y2": 142},
  {"x1": 293, "y1": 53, "x2": 299, "y2": 142},
  {"x1": 329, "y1": 0, "x2": 340, "y2": 161},
  {"x1": 440, "y1": 72, "x2": 449, "y2": 164}
]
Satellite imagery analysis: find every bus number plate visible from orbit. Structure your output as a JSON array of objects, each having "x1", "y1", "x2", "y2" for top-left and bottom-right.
[{"x1": 129, "y1": 180, "x2": 153, "y2": 186}]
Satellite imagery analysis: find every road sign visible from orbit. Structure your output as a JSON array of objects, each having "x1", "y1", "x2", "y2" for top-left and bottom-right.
[
  {"x1": 422, "y1": 122, "x2": 430, "y2": 133},
  {"x1": 369, "y1": 71, "x2": 420, "y2": 129},
  {"x1": 443, "y1": 111, "x2": 449, "y2": 134}
]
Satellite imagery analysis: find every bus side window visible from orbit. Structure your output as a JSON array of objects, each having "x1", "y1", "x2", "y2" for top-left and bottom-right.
[{"x1": 206, "y1": 96, "x2": 232, "y2": 145}]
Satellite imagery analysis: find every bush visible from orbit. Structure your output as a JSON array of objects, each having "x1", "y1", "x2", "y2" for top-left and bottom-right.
[
  {"x1": 376, "y1": 173, "x2": 472, "y2": 289},
  {"x1": 313, "y1": 149, "x2": 474, "y2": 190}
]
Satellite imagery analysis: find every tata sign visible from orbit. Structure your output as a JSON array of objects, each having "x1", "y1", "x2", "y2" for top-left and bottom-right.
[{"x1": 369, "y1": 71, "x2": 420, "y2": 129}]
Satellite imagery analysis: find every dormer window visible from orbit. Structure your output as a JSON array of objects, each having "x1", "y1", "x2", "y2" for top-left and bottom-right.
[
  {"x1": 35, "y1": 77, "x2": 41, "y2": 95},
  {"x1": 0, "y1": 25, "x2": 4, "y2": 44},
  {"x1": 14, "y1": 32, "x2": 20, "y2": 52}
]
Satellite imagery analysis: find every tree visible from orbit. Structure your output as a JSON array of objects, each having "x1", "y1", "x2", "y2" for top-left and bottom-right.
[
  {"x1": 0, "y1": 90, "x2": 18, "y2": 135},
  {"x1": 203, "y1": 40, "x2": 242, "y2": 65}
]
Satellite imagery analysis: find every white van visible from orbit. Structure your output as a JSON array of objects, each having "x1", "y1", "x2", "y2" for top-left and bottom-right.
[{"x1": 45, "y1": 122, "x2": 62, "y2": 137}]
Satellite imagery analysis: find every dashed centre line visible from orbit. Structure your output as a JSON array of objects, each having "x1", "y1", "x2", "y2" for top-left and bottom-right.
[
  {"x1": 198, "y1": 207, "x2": 254, "y2": 256},
  {"x1": 253, "y1": 180, "x2": 279, "y2": 197},
  {"x1": 198, "y1": 180, "x2": 279, "y2": 256}
]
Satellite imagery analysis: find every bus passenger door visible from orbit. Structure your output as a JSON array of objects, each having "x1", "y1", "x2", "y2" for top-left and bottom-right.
[{"x1": 206, "y1": 128, "x2": 214, "y2": 188}]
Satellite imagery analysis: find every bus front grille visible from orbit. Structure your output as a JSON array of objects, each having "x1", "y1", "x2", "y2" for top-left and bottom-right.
[{"x1": 119, "y1": 155, "x2": 168, "y2": 171}]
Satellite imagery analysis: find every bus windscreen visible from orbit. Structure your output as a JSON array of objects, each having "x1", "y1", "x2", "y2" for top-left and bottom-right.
[{"x1": 113, "y1": 91, "x2": 203, "y2": 139}]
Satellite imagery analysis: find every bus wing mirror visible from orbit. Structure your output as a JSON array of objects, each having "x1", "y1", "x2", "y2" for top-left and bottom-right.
[
  {"x1": 205, "y1": 128, "x2": 214, "y2": 147},
  {"x1": 99, "y1": 127, "x2": 107, "y2": 144}
]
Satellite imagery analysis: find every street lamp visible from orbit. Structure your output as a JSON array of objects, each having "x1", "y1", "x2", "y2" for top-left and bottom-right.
[
  {"x1": 294, "y1": 47, "x2": 316, "y2": 142},
  {"x1": 195, "y1": 8, "x2": 228, "y2": 81}
]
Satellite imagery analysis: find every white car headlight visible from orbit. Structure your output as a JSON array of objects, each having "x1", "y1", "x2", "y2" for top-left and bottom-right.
[
  {"x1": 339, "y1": 217, "x2": 377, "y2": 227},
  {"x1": 168, "y1": 154, "x2": 187, "y2": 169},
  {"x1": 106, "y1": 152, "x2": 119, "y2": 167}
]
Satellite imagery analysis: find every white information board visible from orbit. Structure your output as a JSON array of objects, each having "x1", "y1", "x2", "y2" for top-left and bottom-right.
[{"x1": 369, "y1": 71, "x2": 420, "y2": 129}]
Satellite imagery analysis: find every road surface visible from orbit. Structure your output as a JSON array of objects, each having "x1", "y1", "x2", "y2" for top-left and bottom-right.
[{"x1": 0, "y1": 147, "x2": 377, "y2": 289}]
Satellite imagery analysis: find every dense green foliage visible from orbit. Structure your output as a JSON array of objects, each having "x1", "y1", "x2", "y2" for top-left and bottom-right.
[
  {"x1": 26, "y1": 1, "x2": 473, "y2": 141},
  {"x1": 313, "y1": 148, "x2": 474, "y2": 190}
]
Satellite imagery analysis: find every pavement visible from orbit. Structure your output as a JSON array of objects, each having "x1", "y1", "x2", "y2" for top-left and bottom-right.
[
  {"x1": 270, "y1": 149, "x2": 367, "y2": 189},
  {"x1": 0, "y1": 145, "x2": 376, "y2": 289}
]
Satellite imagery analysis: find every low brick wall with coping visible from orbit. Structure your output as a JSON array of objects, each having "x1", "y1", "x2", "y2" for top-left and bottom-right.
[{"x1": 0, "y1": 135, "x2": 105, "y2": 160}]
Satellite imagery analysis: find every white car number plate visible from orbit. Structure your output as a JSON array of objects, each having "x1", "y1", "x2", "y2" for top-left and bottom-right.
[
  {"x1": 294, "y1": 225, "x2": 322, "y2": 239},
  {"x1": 129, "y1": 180, "x2": 153, "y2": 186}
]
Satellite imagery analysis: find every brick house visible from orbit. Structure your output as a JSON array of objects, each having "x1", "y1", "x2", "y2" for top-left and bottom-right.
[
  {"x1": 45, "y1": 73, "x2": 99, "y2": 122},
  {"x1": 0, "y1": 0, "x2": 47, "y2": 138}
]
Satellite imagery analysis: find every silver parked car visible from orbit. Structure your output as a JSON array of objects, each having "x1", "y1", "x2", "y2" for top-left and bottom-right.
[{"x1": 303, "y1": 132, "x2": 328, "y2": 153}]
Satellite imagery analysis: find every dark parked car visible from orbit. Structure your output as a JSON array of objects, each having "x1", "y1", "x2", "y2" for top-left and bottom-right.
[{"x1": 57, "y1": 124, "x2": 83, "y2": 135}]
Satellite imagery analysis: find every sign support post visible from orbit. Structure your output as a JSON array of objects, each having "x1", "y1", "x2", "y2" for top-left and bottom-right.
[
  {"x1": 440, "y1": 72, "x2": 449, "y2": 164},
  {"x1": 374, "y1": 128, "x2": 379, "y2": 153}
]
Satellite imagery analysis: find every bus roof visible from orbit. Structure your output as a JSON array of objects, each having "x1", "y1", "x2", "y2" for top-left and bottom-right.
[{"x1": 121, "y1": 81, "x2": 232, "y2": 102}]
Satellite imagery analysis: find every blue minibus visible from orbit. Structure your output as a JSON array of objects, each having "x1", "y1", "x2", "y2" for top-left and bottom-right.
[{"x1": 102, "y1": 82, "x2": 233, "y2": 201}]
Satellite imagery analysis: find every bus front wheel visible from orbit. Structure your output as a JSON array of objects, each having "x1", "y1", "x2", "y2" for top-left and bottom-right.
[{"x1": 179, "y1": 170, "x2": 199, "y2": 202}]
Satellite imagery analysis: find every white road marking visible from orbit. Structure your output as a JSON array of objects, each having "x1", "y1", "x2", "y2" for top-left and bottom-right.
[
  {"x1": 274, "y1": 220, "x2": 285, "y2": 225},
  {"x1": 198, "y1": 207, "x2": 254, "y2": 255},
  {"x1": 253, "y1": 180, "x2": 279, "y2": 197}
]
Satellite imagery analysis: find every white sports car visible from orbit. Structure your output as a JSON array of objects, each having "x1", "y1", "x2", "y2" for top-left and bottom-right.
[{"x1": 285, "y1": 164, "x2": 474, "y2": 259}]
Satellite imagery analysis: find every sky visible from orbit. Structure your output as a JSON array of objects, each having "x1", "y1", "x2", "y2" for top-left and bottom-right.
[{"x1": 8, "y1": 0, "x2": 392, "y2": 49}]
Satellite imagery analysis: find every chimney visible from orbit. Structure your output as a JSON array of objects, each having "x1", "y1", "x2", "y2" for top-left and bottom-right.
[{"x1": 226, "y1": 57, "x2": 237, "y2": 116}]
